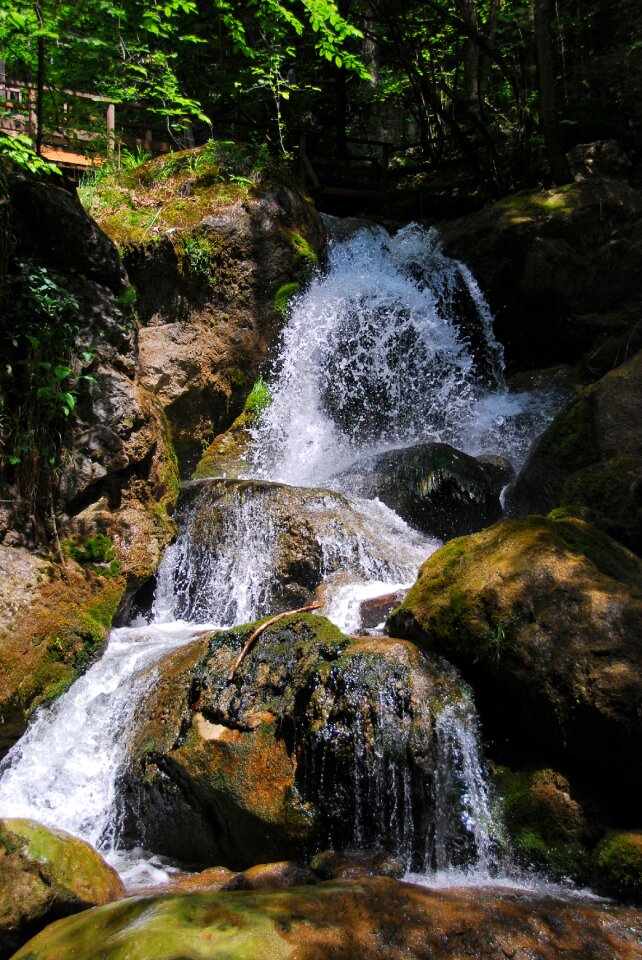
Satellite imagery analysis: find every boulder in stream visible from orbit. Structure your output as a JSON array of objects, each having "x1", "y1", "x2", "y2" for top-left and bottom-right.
[
  {"x1": 12, "y1": 878, "x2": 642, "y2": 960},
  {"x1": 331, "y1": 442, "x2": 512, "y2": 540},
  {"x1": 0, "y1": 817, "x2": 124, "y2": 959},
  {"x1": 388, "y1": 514, "x2": 642, "y2": 820},
  {"x1": 119, "y1": 613, "x2": 487, "y2": 872}
]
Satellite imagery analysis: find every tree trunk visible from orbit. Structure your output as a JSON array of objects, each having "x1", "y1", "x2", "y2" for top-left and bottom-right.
[{"x1": 533, "y1": 0, "x2": 572, "y2": 184}]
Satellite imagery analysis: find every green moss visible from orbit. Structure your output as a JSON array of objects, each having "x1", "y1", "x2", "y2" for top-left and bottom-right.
[
  {"x1": 494, "y1": 182, "x2": 583, "y2": 223},
  {"x1": 243, "y1": 377, "x2": 271, "y2": 421},
  {"x1": 281, "y1": 228, "x2": 319, "y2": 282},
  {"x1": 495, "y1": 767, "x2": 591, "y2": 882},
  {"x1": 274, "y1": 281, "x2": 301, "y2": 321},
  {"x1": 593, "y1": 831, "x2": 642, "y2": 902}
]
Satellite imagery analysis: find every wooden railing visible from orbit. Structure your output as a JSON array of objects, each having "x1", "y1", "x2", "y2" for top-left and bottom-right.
[{"x1": 0, "y1": 66, "x2": 172, "y2": 169}]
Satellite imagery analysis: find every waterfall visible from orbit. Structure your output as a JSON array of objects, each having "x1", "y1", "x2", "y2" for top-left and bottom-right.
[
  {"x1": 0, "y1": 221, "x2": 562, "y2": 888},
  {"x1": 250, "y1": 222, "x2": 558, "y2": 487}
]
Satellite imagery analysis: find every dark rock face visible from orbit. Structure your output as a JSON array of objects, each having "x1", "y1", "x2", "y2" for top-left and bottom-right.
[
  {"x1": 508, "y1": 350, "x2": 642, "y2": 556},
  {"x1": 118, "y1": 614, "x2": 471, "y2": 871},
  {"x1": 0, "y1": 818, "x2": 124, "y2": 960},
  {"x1": 12, "y1": 878, "x2": 642, "y2": 960},
  {"x1": 388, "y1": 515, "x2": 642, "y2": 819},
  {"x1": 8, "y1": 177, "x2": 125, "y2": 294},
  {"x1": 440, "y1": 178, "x2": 642, "y2": 371},
  {"x1": 332, "y1": 442, "x2": 511, "y2": 540}
]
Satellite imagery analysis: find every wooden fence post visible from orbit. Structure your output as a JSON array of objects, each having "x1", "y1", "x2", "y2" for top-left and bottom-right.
[{"x1": 106, "y1": 103, "x2": 115, "y2": 154}]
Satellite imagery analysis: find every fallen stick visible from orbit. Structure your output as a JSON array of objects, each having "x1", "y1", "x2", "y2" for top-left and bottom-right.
[{"x1": 227, "y1": 603, "x2": 321, "y2": 682}]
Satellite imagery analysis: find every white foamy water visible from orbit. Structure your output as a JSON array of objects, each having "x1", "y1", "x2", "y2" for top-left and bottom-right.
[
  {"x1": 0, "y1": 622, "x2": 209, "y2": 885},
  {"x1": 250, "y1": 223, "x2": 559, "y2": 486}
]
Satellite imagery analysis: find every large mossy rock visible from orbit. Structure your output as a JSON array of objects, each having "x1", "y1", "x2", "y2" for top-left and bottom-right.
[
  {"x1": 84, "y1": 144, "x2": 325, "y2": 475},
  {"x1": 508, "y1": 350, "x2": 642, "y2": 555},
  {"x1": 440, "y1": 178, "x2": 642, "y2": 371},
  {"x1": 0, "y1": 817, "x2": 124, "y2": 959},
  {"x1": 332, "y1": 442, "x2": 511, "y2": 540},
  {"x1": 388, "y1": 515, "x2": 642, "y2": 818},
  {"x1": 12, "y1": 878, "x2": 642, "y2": 960},
  {"x1": 119, "y1": 613, "x2": 469, "y2": 871}
]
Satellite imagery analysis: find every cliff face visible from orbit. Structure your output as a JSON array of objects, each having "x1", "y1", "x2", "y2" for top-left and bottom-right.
[{"x1": 0, "y1": 148, "x2": 325, "y2": 751}]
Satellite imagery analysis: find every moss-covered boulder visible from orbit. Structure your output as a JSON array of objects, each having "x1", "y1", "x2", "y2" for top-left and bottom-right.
[
  {"x1": 12, "y1": 878, "x2": 642, "y2": 960},
  {"x1": 494, "y1": 767, "x2": 597, "y2": 883},
  {"x1": 0, "y1": 546, "x2": 126, "y2": 756},
  {"x1": 82, "y1": 143, "x2": 325, "y2": 475},
  {"x1": 593, "y1": 831, "x2": 642, "y2": 903},
  {"x1": 508, "y1": 350, "x2": 642, "y2": 555},
  {"x1": 118, "y1": 613, "x2": 474, "y2": 871},
  {"x1": 332, "y1": 442, "x2": 511, "y2": 540},
  {"x1": 0, "y1": 817, "x2": 124, "y2": 959},
  {"x1": 388, "y1": 515, "x2": 642, "y2": 818},
  {"x1": 440, "y1": 178, "x2": 642, "y2": 371}
]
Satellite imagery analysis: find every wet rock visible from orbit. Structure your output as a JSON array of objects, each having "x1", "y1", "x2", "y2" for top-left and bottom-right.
[
  {"x1": 193, "y1": 410, "x2": 254, "y2": 480},
  {"x1": 119, "y1": 613, "x2": 473, "y2": 871},
  {"x1": 441, "y1": 178, "x2": 642, "y2": 371},
  {"x1": 508, "y1": 350, "x2": 642, "y2": 555},
  {"x1": 358, "y1": 591, "x2": 405, "y2": 629},
  {"x1": 0, "y1": 817, "x2": 124, "y2": 959},
  {"x1": 494, "y1": 767, "x2": 595, "y2": 883},
  {"x1": 310, "y1": 848, "x2": 405, "y2": 880},
  {"x1": 12, "y1": 877, "x2": 642, "y2": 960},
  {"x1": 333, "y1": 442, "x2": 506, "y2": 540},
  {"x1": 241, "y1": 861, "x2": 317, "y2": 890},
  {"x1": 388, "y1": 514, "x2": 642, "y2": 819},
  {"x1": 151, "y1": 866, "x2": 246, "y2": 895}
]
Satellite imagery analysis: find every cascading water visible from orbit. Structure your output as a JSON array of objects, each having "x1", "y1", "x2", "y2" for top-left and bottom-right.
[
  {"x1": 250, "y1": 222, "x2": 558, "y2": 486},
  {"x1": 0, "y1": 220, "x2": 565, "y2": 889}
]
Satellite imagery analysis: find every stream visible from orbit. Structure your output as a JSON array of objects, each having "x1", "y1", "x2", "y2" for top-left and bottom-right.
[{"x1": 0, "y1": 221, "x2": 566, "y2": 892}]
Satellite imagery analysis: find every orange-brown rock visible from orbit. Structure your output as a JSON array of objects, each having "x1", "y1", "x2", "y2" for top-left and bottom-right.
[{"x1": 12, "y1": 877, "x2": 642, "y2": 960}]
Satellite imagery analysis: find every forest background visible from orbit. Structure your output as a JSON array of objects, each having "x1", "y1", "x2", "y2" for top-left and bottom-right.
[{"x1": 1, "y1": 0, "x2": 641, "y2": 202}]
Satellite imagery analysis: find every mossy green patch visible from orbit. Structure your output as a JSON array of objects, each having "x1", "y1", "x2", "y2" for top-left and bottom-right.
[
  {"x1": 494, "y1": 182, "x2": 583, "y2": 224},
  {"x1": 494, "y1": 767, "x2": 592, "y2": 882},
  {"x1": 274, "y1": 281, "x2": 301, "y2": 321},
  {"x1": 593, "y1": 831, "x2": 642, "y2": 902}
]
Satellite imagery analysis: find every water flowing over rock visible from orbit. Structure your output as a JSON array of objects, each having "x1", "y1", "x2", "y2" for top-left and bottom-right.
[
  {"x1": 151, "y1": 478, "x2": 435, "y2": 627},
  {"x1": 250, "y1": 222, "x2": 559, "y2": 488},
  {"x1": 0, "y1": 213, "x2": 568, "y2": 894},
  {"x1": 331, "y1": 442, "x2": 512, "y2": 540},
  {"x1": 119, "y1": 614, "x2": 501, "y2": 874}
]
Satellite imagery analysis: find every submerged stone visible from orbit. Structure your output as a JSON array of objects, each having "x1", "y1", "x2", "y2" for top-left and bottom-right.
[{"x1": 12, "y1": 878, "x2": 642, "y2": 960}]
